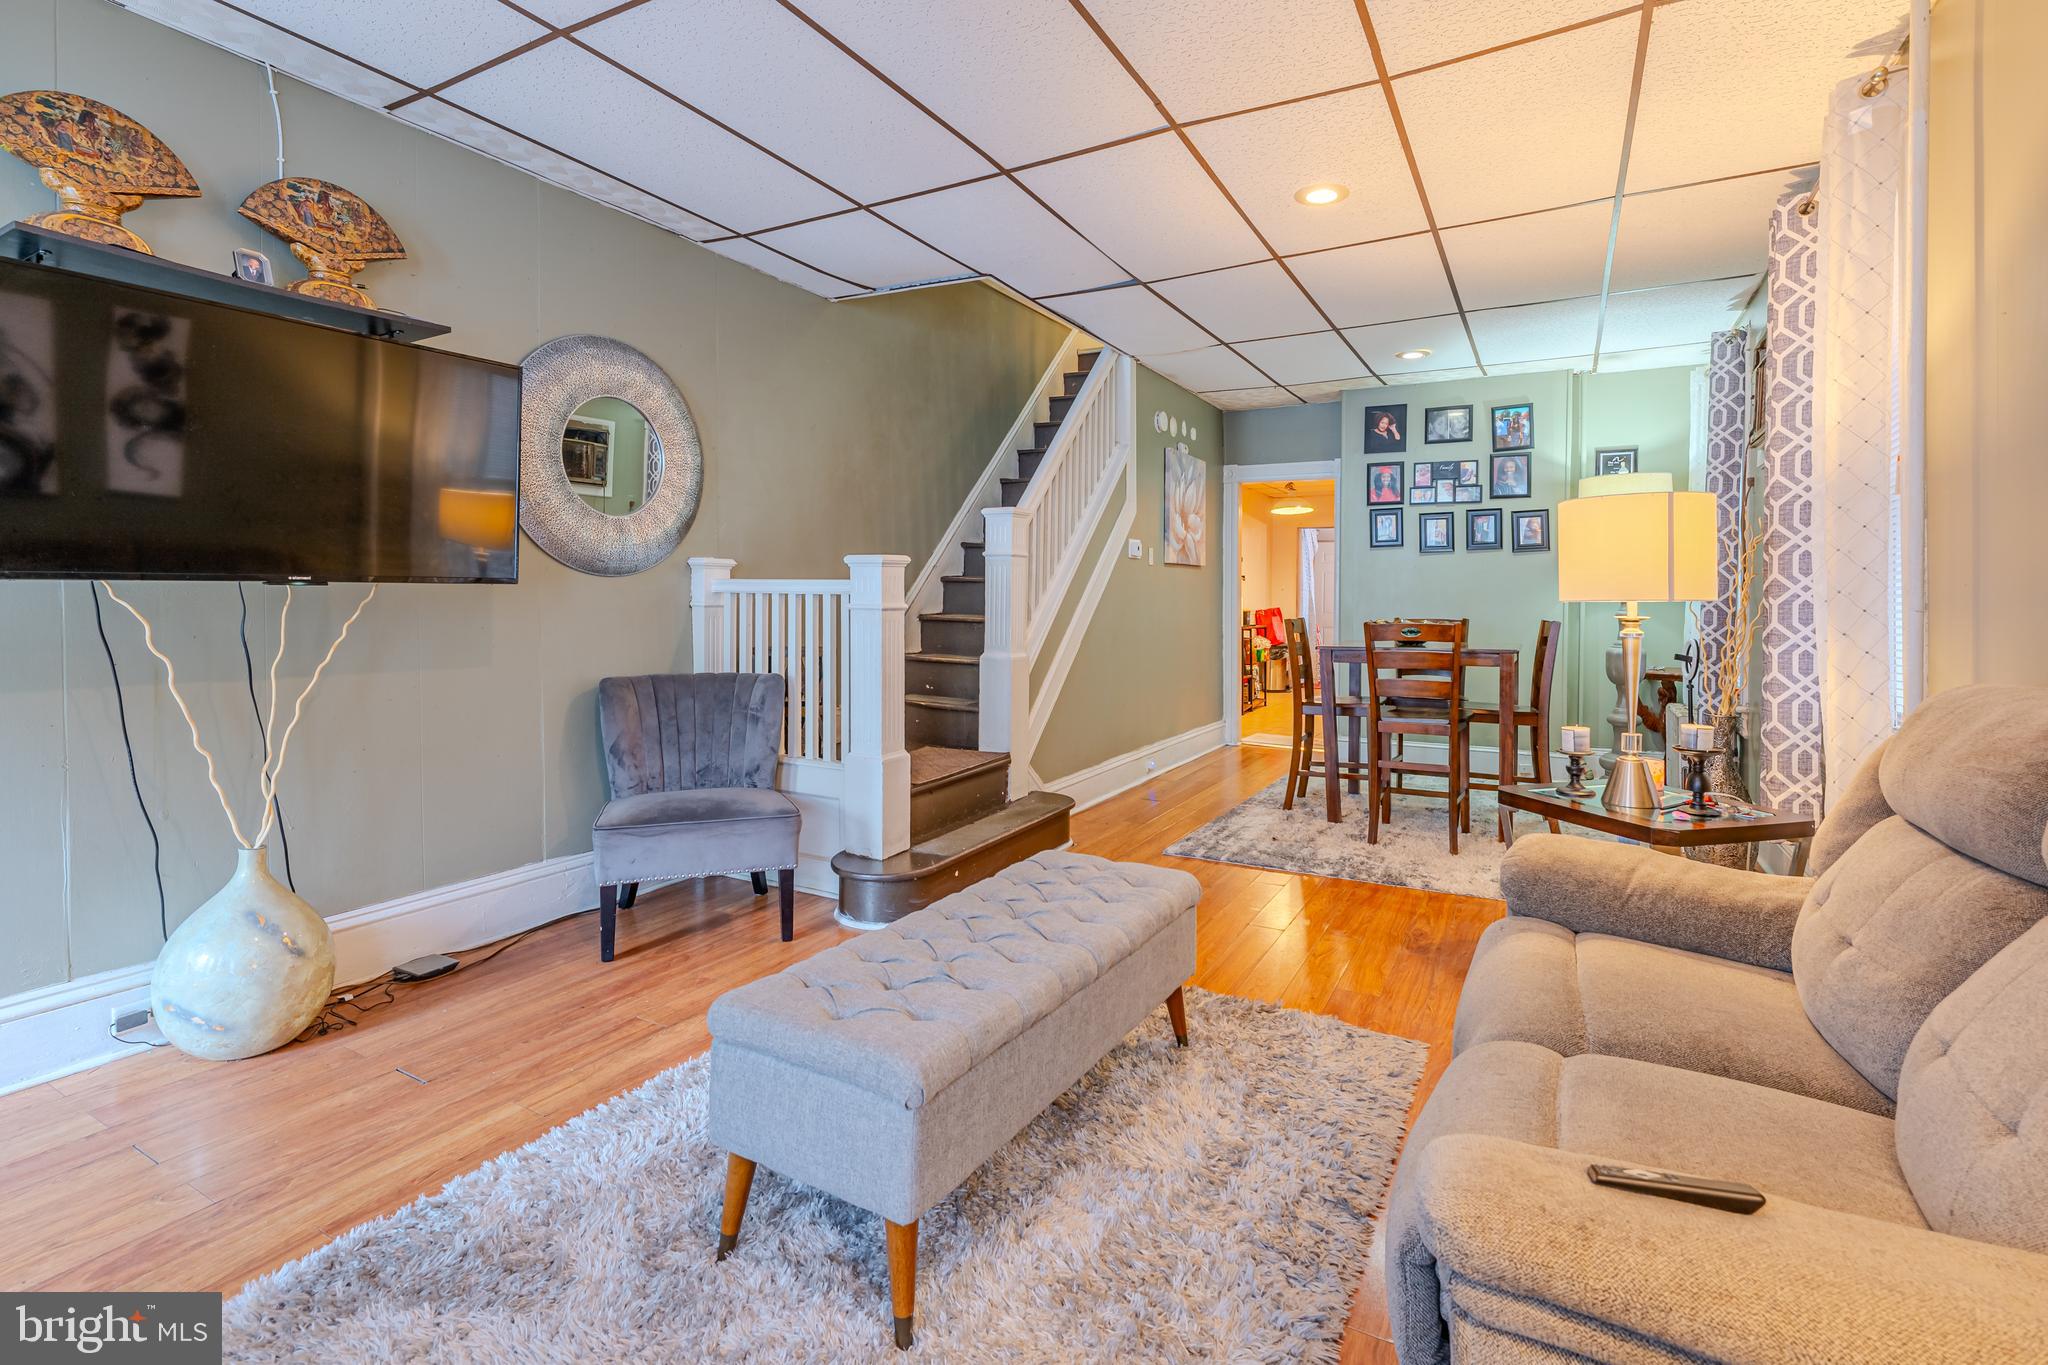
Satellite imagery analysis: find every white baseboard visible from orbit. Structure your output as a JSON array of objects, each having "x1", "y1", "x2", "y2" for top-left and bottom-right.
[{"x1": 1039, "y1": 720, "x2": 1228, "y2": 813}]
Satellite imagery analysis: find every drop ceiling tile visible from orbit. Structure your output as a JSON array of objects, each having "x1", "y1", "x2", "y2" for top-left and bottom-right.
[
  {"x1": 1439, "y1": 199, "x2": 1613, "y2": 310},
  {"x1": 1142, "y1": 346, "x2": 1270, "y2": 393},
  {"x1": 441, "y1": 42, "x2": 851, "y2": 233},
  {"x1": 1048, "y1": 286, "x2": 1213, "y2": 355},
  {"x1": 119, "y1": 0, "x2": 413, "y2": 107},
  {"x1": 703, "y1": 238, "x2": 862, "y2": 297},
  {"x1": 1287, "y1": 233, "x2": 1454, "y2": 328},
  {"x1": 1235, "y1": 332, "x2": 1369, "y2": 386},
  {"x1": 517, "y1": 0, "x2": 619, "y2": 24},
  {"x1": 579, "y1": 0, "x2": 989, "y2": 204},
  {"x1": 1598, "y1": 342, "x2": 1714, "y2": 373},
  {"x1": 1200, "y1": 385, "x2": 1307, "y2": 410},
  {"x1": 1629, "y1": 0, "x2": 1904, "y2": 192},
  {"x1": 1396, "y1": 18, "x2": 1638, "y2": 225},
  {"x1": 225, "y1": 0, "x2": 546, "y2": 89},
  {"x1": 1610, "y1": 171, "x2": 1803, "y2": 293},
  {"x1": 1084, "y1": 0, "x2": 1375, "y2": 122},
  {"x1": 877, "y1": 179, "x2": 1125, "y2": 297},
  {"x1": 1598, "y1": 279, "x2": 1750, "y2": 355},
  {"x1": 1485, "y1": 355, "x2": 1592, "y2": 376},
  {"x1": 1369, "y1": 0, "x2": 1628, "y2": 75},
  {"x1": 754, "y1": 212, "x2": 967, "y2": 290},
  {"x1": 1289, "y1": 377, "x2": 1386, "y2": 403},
  {"x1": 397, "y1": 100, "x2": 724, "y2": 237},
  {"x1": 1339, "y1": 315, "x2": 1477, "y2": 374},
  {"x1": 1186, "y1": 87, "x2": 1426, "y2": 255},
  {"x1": 792, "y1": 0, "x2": 1164, "y2": 167},
  {"x1": 1154, "y1": 262, "x2": 1326, "y2": 342},
  {"x1": 1019, "y1": 137, "x2": 1263, "y2": 280},
  {"x1": 1360, "y1": 365, "x2": 1485, "y2": 389},
  {"x1": 1466, "y1": 296, "x2": 1602, "y2": 365}
]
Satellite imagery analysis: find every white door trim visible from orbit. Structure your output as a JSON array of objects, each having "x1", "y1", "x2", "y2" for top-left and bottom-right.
[{"x1": 1222, "y1": 460, "x2": 1341, "y2": 744}]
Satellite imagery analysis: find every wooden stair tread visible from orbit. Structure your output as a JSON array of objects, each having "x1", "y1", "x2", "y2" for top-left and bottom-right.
[
  {"x1": 908, "y1": 746, "x2": 1007, "y2": 789},
  {"x1": 939, "y1": 574, "x2": 984, "y2": 585},
  {"x1": 905, "y1": 694, "x2": 977, "y2": 712},
  {"x1": 832, "y1": 793, "x2": 1073, "y2": 880},
  {"x1": 906, "y1": 651, "x2": 977, "y2": 665},
  {"x1": 919, "y1": 612, "x2": 985, "y2": 623}
]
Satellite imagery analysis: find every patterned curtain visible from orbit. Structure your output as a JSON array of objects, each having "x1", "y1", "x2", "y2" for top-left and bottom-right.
[{"x1": 1694, "y1": 329, "x2": 1751, "y2": 710}]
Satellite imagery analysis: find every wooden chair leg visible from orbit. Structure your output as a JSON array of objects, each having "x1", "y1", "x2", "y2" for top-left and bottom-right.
[
  {"x1": 1282, "y1": 712, "x2": 1303, "y2": 810},
  {"x1": 599, "y1": 883, "x2": 618, "y2": 962},
  {"x1": 1365, "y1": 729, "x2": 1382, "y2": 845},
  {"x1": 616, "y1": 882, "x2": 639, "y2": 909},
  {"x1": 778, "y1": 867, "x2": 795, "y2": 942},
  {"x1": 1462, "y1": 728, "x2": 1474, "y2": 835},
  {"x1": 887, "y1": 1218, "x2": 918, "y2": 1350},
  {"x1": 1324, "y1": 715, "x2": 1343, "y2": 824},
  {"x1": 716, "y1": 1154, "x2": 756, "y2": 1260},
  {"x1": 1166, "y1": 986, "x2": 1189, "y2": 1047},
  {"x1": 1530, "y1": 722, "x2": 1561, "y2": 832},
  {"x1": 1346, "y1": 713, "x2": 1363, "y2": 795},
  {"x1": 750, "y1": 870, "x2": 768, "y2": 895},
  {"x1": 1447, "y1": 727, "x2": 1463, "y2": 856}
]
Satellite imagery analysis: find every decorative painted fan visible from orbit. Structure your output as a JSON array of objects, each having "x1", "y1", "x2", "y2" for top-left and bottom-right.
[
  {"x1": 0, "y1": 90, "x2": 200, "y2": 254},
  {"x1": 237, "y1": 177, "x2": 406, "y2": 309}
]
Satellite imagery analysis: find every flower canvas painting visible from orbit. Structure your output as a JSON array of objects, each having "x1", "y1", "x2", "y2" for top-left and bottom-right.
[{"x1": 1163, "y1": 444, "x2": 1206, "y2": 566}]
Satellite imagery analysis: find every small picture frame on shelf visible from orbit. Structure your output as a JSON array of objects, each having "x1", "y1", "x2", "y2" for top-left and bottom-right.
[
  {"x1": 1490, "y1": 451, "x2": 1532, "y2": 499},
  {"x1": 1435, "y1": 478, "x2": 1456, "y2": 502},
  {"x1": 230, "y1": 247, "x2": 274, "y2": 286},
  {"x1": 1366, "y1": 460, "x2": 1404, "y2": 505},
  {"x1": 1456, "y1": 459, "x2": 1480, "y2": 486},
  {"x1": 1363, "y1": 404, "x2": 1408, "y2": 453},
  {"x1": 1511, "y1": 508, "x2": 1551, "y2": 553},
  {"x1": 1419, "y1": 511, "x2": 1453, "y2": 554},
  {"x1": 1594, "y1": 446, "x2": 1639, "y2": 476},
  {"x1": 1492, "y1": 402, "x2": 1535, "y2": 451},
  {"x1": 1370, "y1": 508, "x2": 1403, "y2": 548},
  {"x1": 1412, "y1": 460, "x2": 1434, "y2": 486},
  {"x1": 1467, "y1": 508, "x2": 1502, "y2": 550},
  {"x1": 1409, "y1": 485, "x2": 1435, "y2": 504},
  {"x1": 1454, "y1": 484, "x2": 1482, "y2": 503},
  {"x1": 1423, "y1": 404, "x2": 1473, "y2": 444}
]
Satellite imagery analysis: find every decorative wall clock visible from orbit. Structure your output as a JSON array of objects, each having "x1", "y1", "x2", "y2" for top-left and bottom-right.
[
  {"x1": 237, "y1": 177, "x2": 405, "y2": 308},
  {"x1": 0, "y1": 90, "x2": 200, "y2": 254}
]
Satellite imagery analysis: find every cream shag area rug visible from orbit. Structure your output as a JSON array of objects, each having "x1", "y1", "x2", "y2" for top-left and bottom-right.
[
  {"x1": 1166, "y1": 780, "x2": 1611, "y2": 900},
  {"x1": 226, "y1": 989, "x2": 1425, "y2": 1363}
]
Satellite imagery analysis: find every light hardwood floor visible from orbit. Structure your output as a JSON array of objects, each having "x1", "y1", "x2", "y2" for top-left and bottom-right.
[{"x1": 0, "y1": 743, "x2": 1503, "y2": 1363}]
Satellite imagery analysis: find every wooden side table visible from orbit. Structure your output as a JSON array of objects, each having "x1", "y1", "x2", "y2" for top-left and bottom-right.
[{"x1": 1496, "y1": 783, "x2": 1818, "y2": 873}]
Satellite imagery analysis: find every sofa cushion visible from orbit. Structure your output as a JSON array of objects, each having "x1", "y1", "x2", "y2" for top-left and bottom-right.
[
  {"x1": 1877, "y1": 684, "x2": 2048, "y2": 886},
  {"x1": 1792, "y1": 813, "x2": 2048, "y2": 1101},
  {"x1": 590, "y1": 787, "x2": 799, "y2": 885},
  {"x1": 1896, "y1": 920, "x2": 2048, "y2": 1253},
  {"x1": 1807, "y1": 738, "x2": 1892, "y2": 877},
  {"x1": 1456, "y1": 917, "x2": 1890, "y2": 1114}
]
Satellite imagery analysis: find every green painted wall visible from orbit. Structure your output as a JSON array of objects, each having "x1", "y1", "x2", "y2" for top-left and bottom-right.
[{"x1": 0, "y1": 0, "x2": 1070, "y2": 993}]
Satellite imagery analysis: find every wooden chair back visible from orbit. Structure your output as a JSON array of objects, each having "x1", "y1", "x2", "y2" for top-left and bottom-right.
[
  {"x1": 1527, "y1": 619, "x2": 1561, "y2": 718},
  {"x1": 1363, "y1": 619, "x2": 1467, "y2": 719},
  {"x1": 1283, "y1": 617, "x2": 1317, "y2": 707}
]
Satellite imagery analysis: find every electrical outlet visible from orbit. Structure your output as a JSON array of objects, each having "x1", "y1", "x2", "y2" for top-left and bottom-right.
[
  {"x1": 1126, "y1": 538, "x2": 1142, "y2": 559},
  {"x1": 111, "y1": 1005, "x2": 152, "y2": 1034}
]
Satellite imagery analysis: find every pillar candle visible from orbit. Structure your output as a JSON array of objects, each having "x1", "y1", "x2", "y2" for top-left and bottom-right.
[
  {"x1": 1678, "y1": 722, "x2": 1714, "y2": 751},
  {"x1": 1560, "y1": 725, "x2": 1591, "y2": 754}
]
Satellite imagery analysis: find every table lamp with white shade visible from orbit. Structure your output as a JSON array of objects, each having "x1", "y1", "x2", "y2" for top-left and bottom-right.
[{"x1": 1557, "y1": 485, "x2": 1718, "y2": 813}]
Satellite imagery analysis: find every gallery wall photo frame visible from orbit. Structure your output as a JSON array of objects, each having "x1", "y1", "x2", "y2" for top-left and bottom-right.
[
  {"x1": 1491, "y1": 402, "x2": 1535, "y2": 451},
  {"x1": 1423, "y1": 404, "x2": 1472, "y2": 444},
  {"x1": 1489, "y1": 451, "x2": 1532, "y2": 499},
  {"x1": 1370, "y1": 507, "x2": 1403, "y2": 548},
  {"x1": 1409, "y1": 484, "x2": 1435, "y2": 504},
  {"x1": 1418, "y1": 510, "x2": 1454, "y2": 554},
  {"x1": 1366, "y1": 460, "x2": 1405, "y2": 505},
  {"x1": 1466, "y1": 507, "x2": 1503, "y2": 550},
  {"x1": 1593, "y1": 446, "x2": 1639, "y2": 476},
  {"x1": 1511, "y1": 508, "x2": 1551, "y2": 553},
  {"x1": 1363, "y1": 404, "x2": 1408, "y2": 453}
]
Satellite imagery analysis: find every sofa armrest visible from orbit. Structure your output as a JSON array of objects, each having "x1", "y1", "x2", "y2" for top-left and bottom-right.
[
  {"x1": 1499, "y1": 834, "x2": 1808, "y2": 970},
  {"x1": 1401, "y1": 1133, "x2": 2048, "y2": 1364}
]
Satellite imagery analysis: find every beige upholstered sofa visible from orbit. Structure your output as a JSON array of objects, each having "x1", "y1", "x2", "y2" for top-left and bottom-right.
[{"x1": 1385, "y1": 684, "x2": 2048, "y2": 1362}]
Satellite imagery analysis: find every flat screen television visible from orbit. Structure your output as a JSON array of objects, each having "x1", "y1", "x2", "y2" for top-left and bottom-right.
[{"x1": 0, "y1": 253, "x2": 520, "y2": 583}]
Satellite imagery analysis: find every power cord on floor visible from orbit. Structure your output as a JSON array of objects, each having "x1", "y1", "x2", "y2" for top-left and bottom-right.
[
  {"x1": 294, "y1": 928, "x2": 541, "y2": 1041},
  {"x1": 89, "y1": 582, "x2": 168, "y2": 942},
  {"x1": 238, "y1": 582, "x2": 296, "y2": 892}
]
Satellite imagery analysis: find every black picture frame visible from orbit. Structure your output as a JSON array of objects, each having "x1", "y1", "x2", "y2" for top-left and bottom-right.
[
  {"x1": 1370, "y1": 508, "x2": 1403, "y2": 548},
  {"x1": 1454, "y1": 485, "x2": 1482, "y2": 503},
  {"x1": 1594, "y1": 446, "x2": 1639, "y2": 476},
  {"x1": 1511, "y1": 508, "x2": 1551, "y2": 553},
  {"x1": 1423, "y1": 404, "x2": 1473, "y2": 444},
  {"x1": 1456, "y1": 459, "x2": 1480, "y2": 486},
  {"x1": 1492, "y1": 402, "x2": 1535, "y2": 451},
  {"x1": 1435, "y1": 478, "x2": 1456, "y2": 502},
  {"x1": 1409, "y1": 485, "x2": 1435, "y2": 504},
  {"x1": 1366, "y1": 460, "x2": 1405, "y2": 505},
  {"x1": 1363, "y1": 404, "x2": 1408, "y2": 454},
  {"x1": 1466, "y1": 508, "x2": 1502, "y2": 551},
  {"x1": 1411, "y1": 460, "x2": 1434, "y2": 486},
  {"x1": 1419, "y1": 511, "x2": 1454, "y2": 554},
  {"x1": 1489, "y1": 451, "x2": 1532, "y2": 499}
]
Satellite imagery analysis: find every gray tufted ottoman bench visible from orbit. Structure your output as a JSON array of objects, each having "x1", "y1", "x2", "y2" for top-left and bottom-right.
[{"x1": 705, "y1": 850, "x2": 1200, "y2": 1349}]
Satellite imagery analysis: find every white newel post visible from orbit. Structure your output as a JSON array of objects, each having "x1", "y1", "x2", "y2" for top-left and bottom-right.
[
  {"x1": 687, "y1": 557, "x2": 736, "y2": 672},
  {"x1": 842, "y1": 554, "x2": 911, "y2": 860},
  {"x1": 978, "y1": 506, "x2": 1033, "y2": 789}
]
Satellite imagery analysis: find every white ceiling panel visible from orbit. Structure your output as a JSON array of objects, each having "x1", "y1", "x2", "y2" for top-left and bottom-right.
[
  {"x1": 1235, "y1": 332, "x2": 1371, "y2": 386},
  {"x1": 1141, "y1": 346, "x2": 1270, "y2": 393},
  {"x1": 1287, "y1": 377, "x2": 1385, "y2": 403},
  {"x1": 1287, "y1": 233, "x2": 1455, "y2": 329},
  {"x1": 1466, "y1": 296, "x2": 1602, "y2": 365},
  {"x1": 1048, "y1": 286, "x2": 1214, "y2": 356},
  {"x1": 1396, "y1": 18, "x2": 1638, "y2": 226},
  {"x1": 1598, "y1": 279, "x2": 1751, "y2": 355},
  {"x1": 226, "y1": 0, "x2": 545, "y2": 89},
  {"x1": 1598, "y1": 342, "x2": 1715, "y2": 373},
  {"x1": 1439, "y1": 199, "x2": 1613, "y2": 310},
  {"x1": 1153, "y1": 262, "x2": 1326, "y2": 342},
  {"x1": 1368, "y1": 0, "x2": 1628, "y2": 75},
  {"x1": 703, "y1": 238, "x2": 863, "y2": 297},
  {"x1": 1186, "y1": 87, "x2": 1426, "y2": 256},
  {"x1": 119, "y1": 0, "x2": 413, "y2": 107},
  {"x1": 579, "y1": 0, "x2": 989, "y2": 205},
  {"x1": 1486, "y1": 355, "x2": 1592, "y2": 376},
  {"x1": 878, "y1": 179, "x2": 1126, "y2": 297},
  {"x1": 1353, "y1": 366, "x2": 1485, "y2": 391},
  {"x1": 1629, "y1": 0, "x2": 1904, "y2": 192},
  {"x1": 791, "y1": 0, "x2": 1163, "y2": 167},
  {"x1": 397, "y1": 99, "x2": 723, "y2": 237},
  {"x1": 1611, "y1": 172, "x2": 1795, "y2": 293},
  {"x1": 1339, "y1": 314, "x2": 1477, "y2": 374},
  {"x1": 442, "y1": 42, "x2": 850, "y2": 233},
  {"x1": 753, "y1": 212, "x2": 967, "y2": 289},
  {"x1": 517, "y1": 0, "x2": 620, "y2": 25},
  {"x1": 1085, "y1": 0, "x2": 1375, "y2": 123},
  {"x1": 1200, "y1": 385, "x2": 1310, "y2": 410},
  {"x1": 1019, "y1": 137, "x2": 1263, "y2": 280}
]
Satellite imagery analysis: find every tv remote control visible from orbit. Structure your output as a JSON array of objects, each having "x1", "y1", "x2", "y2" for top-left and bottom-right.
[{"x1": 1586, "y1": 1164, "x2": 1766, "y2": 1213}]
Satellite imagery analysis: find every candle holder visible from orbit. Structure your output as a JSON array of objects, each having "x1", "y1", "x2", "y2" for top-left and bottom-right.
[
  {"x1": 1559, "y1": 752, "x2": 1595, "y2": 799},
  {"x1": 1672, "y1": 747, "x2": 1716, "y2": 819}
]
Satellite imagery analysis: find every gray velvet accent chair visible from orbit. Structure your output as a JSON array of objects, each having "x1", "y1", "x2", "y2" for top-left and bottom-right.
[
  {"x1": 1386, "y1": 684, "x2": 2048, "y2": 1362},
  {"x1": 592, "y1": 673, "x2": 799, "y2": 961}
]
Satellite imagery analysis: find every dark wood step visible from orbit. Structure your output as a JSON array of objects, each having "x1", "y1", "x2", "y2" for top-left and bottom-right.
[
  {"x1": 1032, "y1": 419, "x2": 1062, "y2": 447},
  {"x1": 1076, "y1": 348, "x2": 1100, "y2": 372},
  {"x1": 906, "y1": 650, "x2": 978, "y2": 702},
  {"x1": 833, "y1": 791, "x2": 1074, "y2": 926},
  {"x1": 999, "y1": 477, "x2": 1029, "y2": 508},
  {"x1": 907, "y1": 746, "x2": 1010, "y2": 841},
  {"x1": 906, "y1": 693, "x2": 979, "y2": 749},
  {"x1": 1015, "y1": 449, "x2": 1045, "y2": 481},
  {"x1": 1047, "y1": 392, "x2": 1075, "y2": 422},
  {"x1": 918, "y1": 612, "x2": 984, "y2": 655},
  {"x1": 959, "y1": 540, "x2": 985, "y2": 577},
  {"x1": 1061, "y1": 369, "x2": 1088, "y2": 397},
  {"x1": 939, "y1": 574, "x2": 984, "y2": 615}
]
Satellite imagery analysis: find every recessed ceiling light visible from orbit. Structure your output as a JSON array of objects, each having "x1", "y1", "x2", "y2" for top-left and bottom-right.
[
  {"x1": 1272, "y1": 503, "x2": 1315, "y2": 515},
  {"x1": 1293, "y1": 183, "x2": 1348, "y2": 206},
  {"x1": 1394, "y1": 348, "x2": 1433, "y2": 360}
]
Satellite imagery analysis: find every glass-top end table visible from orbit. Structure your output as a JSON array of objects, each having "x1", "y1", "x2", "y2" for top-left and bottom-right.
[{"x1": 1496, "y1": 783, "x2": 1819, "y2": 874}]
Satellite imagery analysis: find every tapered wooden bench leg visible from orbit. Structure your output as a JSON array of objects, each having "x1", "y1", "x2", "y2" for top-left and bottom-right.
[
  {"x1": 750, "y1": 870, "x2": 768, "y2": 895},
  {"x1": 1166, "y1": 986, "x2": 1189, "y2": 1047},
  {"x1": 716, "y1": 1154, "x2": 756, "y2": 1260},
  {"x1": 887, "y1": 1218, "x2": 918, "y2": 1350}
]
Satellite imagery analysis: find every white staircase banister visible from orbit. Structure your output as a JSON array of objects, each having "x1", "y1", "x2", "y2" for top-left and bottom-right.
[{"x1": 841, "y1": 554, "x2": 911, "y2": 860}]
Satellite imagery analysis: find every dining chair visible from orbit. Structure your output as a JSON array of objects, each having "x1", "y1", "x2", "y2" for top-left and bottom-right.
[
  {"x1": 1358, "y1": 619, "x2": 1474, "y2": 853},
  {"x1": 1280, "y1": 617, "x2": 1370, "y2": 813},
  {"x1": 1467, "y1": 619, "x2": 1562, "y2": 790}
]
